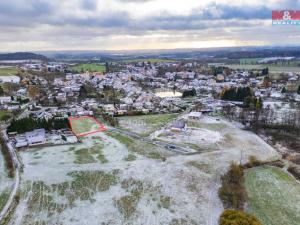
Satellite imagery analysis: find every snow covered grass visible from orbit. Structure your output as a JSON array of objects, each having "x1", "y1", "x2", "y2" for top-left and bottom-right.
[
  {"x1": 8, "y1": 118, "x2": 280, "y2": 225},
  {"x1": 106, "y1": 131, "x2": 169, "y2": 161},
  {"x1": 74, "y1": 143, "x2": 107, "y2": 164},
  {"x1": 118, "y1": 114, "x2": 178, "y2": 137},
  {"x1": 0, "y1": 190, "x2": 10, "y2": 212},
  {"x1": 245, "y1": 166, "x2": 300, "y2": 225},
  {"x1": 0, "y1": 148, "x2": 13, "y2": 212}
]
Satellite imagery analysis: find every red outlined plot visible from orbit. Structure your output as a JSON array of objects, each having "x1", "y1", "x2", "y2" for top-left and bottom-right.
[{"x1": 69, "y1": 116, "x2": 106, "y2": 137}]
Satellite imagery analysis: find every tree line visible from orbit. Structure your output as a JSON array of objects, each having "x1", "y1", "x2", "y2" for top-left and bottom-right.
[
  {"x1": 182, "y1": 88, "x2": 196, "y2": 98},
  {"x1": 7, "y1": 117, "x2": 70, "y2": 133},
  {"x1": 218, "y1": 159, "x2": 263, "y2": 225},
  {"x1": 220, "y1": 87, "x2": 253, "y2": 102}
]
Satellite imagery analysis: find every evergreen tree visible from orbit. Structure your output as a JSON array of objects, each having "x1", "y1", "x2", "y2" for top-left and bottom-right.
[
  {"x1": 297, "y1": 85, "x2": 300, "y2": 95},
  {"x1": 281, "y1": 86, "x2": 287, "y2": 93},
  {"x1": 0, "y1": 85, "x2": 4, "y2": 96}
]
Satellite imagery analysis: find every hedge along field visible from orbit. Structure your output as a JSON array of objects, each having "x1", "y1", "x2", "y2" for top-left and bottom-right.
[{"x1": 245, "y1": 166, "x2": 300, "y2": 225}]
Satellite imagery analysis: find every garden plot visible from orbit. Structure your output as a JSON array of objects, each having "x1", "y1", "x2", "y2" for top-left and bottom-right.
[
  {"x1": 0, "y1": 148, "x2": 13, "y2": 212},
  {"x1": 245, "y1": 166, "x2": 300, "y2": 225},
  {"x1": 118, "y1": 114, "x2": 178, "y2": 137},
  {"x1": 69, "y1": 116, "x2": 106, "y2": 136},
  {"x1": 8, "y1": 124, "x2": 279, "y2": 225}
]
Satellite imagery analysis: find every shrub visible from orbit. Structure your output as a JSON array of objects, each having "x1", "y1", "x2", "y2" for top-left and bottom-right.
[
  {"x1": 219, "y1": 209, "x2": 262, "y2": 225},
  {"x1": 244, "y1": 156, "x2": 262, "y2": 168},
  {"x1": 218, "y1": 163, "x2": 246, "y2": 210}
]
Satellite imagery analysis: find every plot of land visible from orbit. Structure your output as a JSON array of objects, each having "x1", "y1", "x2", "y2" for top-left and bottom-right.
[
  {"x1": 245, "y1": 166, "x2": 300, "y2": 225},
  {"x1": 156, "y1": 116, "x2": 267, "y2": 153},
  {"x1": 122, "y1": 58, "x2": 175, "y2": 63},
  {"x1": 69, "y1": 64, "x2": 106, "y2": 73},
  {"x1": 7, "y1": 116, "x2": 280, "y2": 225},
  {"x1": 69, "y1": 116, "x2": 106, "y2": 136},
  {"x1": 118, "y1": 114, "x2": 178, "y2": 137},
  {"x1": 0, "y1": 67, "x2": 18, "y2": 76}
]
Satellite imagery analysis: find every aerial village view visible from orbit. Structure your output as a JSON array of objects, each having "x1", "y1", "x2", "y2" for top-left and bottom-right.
[{"x1": 0, "y1": 1, "x2": 300, "y2": 225}]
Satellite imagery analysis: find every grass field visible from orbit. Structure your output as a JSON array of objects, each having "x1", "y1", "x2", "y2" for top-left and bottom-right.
[
  {"x1": 117, "y1": 114, "x2": 178, "y2": 137},
  {"x1": 0, "y1": 147, "x2": 14, "y2": 213},
  {"x1": 0, "y1": 67, "x2": 18, "y2": 76},
  {"x1": 69, "y1": 116, "x2": 106, "y2": 136},
  {"x1": 227, "y1": 64, "x2": 300, "y2": 73},
  {"x1": 245, "y1": 166, "x2": 300, "y2": 225},
  {"x1": 69, "y1": 64, "x2": 106, "y2": 73},
  {"x1": 122, "y1": 58, "x2": 175, "y2": 63},
  {"x1": 0, "y1": 110, "x2": 11, "y2": 121}
]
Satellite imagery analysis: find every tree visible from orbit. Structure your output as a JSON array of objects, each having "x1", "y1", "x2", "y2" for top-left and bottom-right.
[
  {"x1": 182, "y1": 88, "x2": 196, "y2": 98},
  {"x1": 28, "y1": 85, "x2": 40, "y2": 100},
  {"x1": 281, "y1": 86, "x2": 287, "y2": 93},
  {"x1": 221, "y1": 87, "x2": 253, "y2": 102},
  {"x1": 262, "y1": 67, "x2": 269, "y2": 75},
  {"x1": 218, "y1": 163, "x2": 246, "y2": 210},
  {"x1": 0, "y1": 85, "x2": 4, "y2": 96},
  {"x1": 219, "y1": 210, "x2": 262, "y2": 225},
  {"x1": 105, "y1": 62, "x2": 109, "y2": 73},
  {"x1": 297, "y1": 85, "x2": 300, "y2": 95}
]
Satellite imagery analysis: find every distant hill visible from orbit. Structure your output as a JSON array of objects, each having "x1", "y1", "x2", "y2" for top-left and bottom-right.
[{"x1": 0, "y1": 52, "x2": 48, "y2": 61}]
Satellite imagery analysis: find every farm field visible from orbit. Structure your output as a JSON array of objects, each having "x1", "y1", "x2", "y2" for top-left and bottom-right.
[
  {"x1": 122, "y1": 58, "x2": 175, "y2": 63},
  {"x1": 69, "y1": 64, "x2": 106, "y2": 73},
  {"x1": 0, "y1": 67, "x2": 18, "y2": 76},
  {"x1": 245, "y1": 166, "x2": 300, "y2": 225},
  {"x1": 227, "y1": 64, "x2": 300, "y2": 73},
  {"x1": 117, "y1": 114, "x2": 178, "y2": 137},
  {"x1": 239, "y1": 58, "x2": 262, "y2": 64},
  {"x1": 69, "y1": 116, "x2": 106, "y2": 136},
  {"x1": 7, "y1": 118, "x2": 280, "y2": 225}
]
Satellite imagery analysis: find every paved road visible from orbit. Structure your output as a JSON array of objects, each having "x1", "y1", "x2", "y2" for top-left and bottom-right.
[
  {"x1": 109, "y1": 127, "x2": 197, "y2": 154},
  {"x1": 0, "y1": 130, "x2": 21, "y2": 223}
]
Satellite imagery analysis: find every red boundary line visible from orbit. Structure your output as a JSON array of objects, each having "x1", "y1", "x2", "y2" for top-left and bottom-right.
[{"x1": 69, "y1": 116, "x2": 106, "y2": 137}]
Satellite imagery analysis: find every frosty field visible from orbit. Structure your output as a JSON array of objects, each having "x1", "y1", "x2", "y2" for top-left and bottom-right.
[
  {"x1": 245, "y1": 166, "x2": 300, "y2": 225},
  {"x1": 156, "y1": 116, "x2": 269, "y2": 154},
  {"x1": 6, "y1": 115, "x2": 280, "y2": 225},
  {"x1": 0, "y1": 148, "x2": 13, "y2": 212},
  {"x1": 118, "y1": 114, "x2": 178, "y2": 137}
]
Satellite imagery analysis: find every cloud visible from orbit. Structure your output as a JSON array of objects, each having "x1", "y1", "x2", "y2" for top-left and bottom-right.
[
  {"x1": 0, "y1": 0, "x2": 299, "y2": 51},
  {"x1": 115, "y1": 0, "x2": 155, "y2": 2},
  {"x1": 81, "y1": 0, "x2": 98, "y2": 11},
  {"x1": 0, "y1": 0, "x2": 53, "y2": 16}
]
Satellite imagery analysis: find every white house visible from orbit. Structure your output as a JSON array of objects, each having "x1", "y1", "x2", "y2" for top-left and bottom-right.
[
  {"x1": 25, "y1": 129, "x2": 46, "y2": 146},
  {"x1": 188, "y1": 112, "x2": 202, "y2": 120},
  {"x1": 0, "y1": 96, "x2": 12, "y2": 104},
  {"x1": 170, "y1": 120, "x2": 187, "y2": 132}
]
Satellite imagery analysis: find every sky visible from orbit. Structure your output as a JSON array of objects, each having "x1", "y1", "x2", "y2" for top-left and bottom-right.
[{"x1": 0, "y1": 0, "x2": 299, "y2": 51}]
